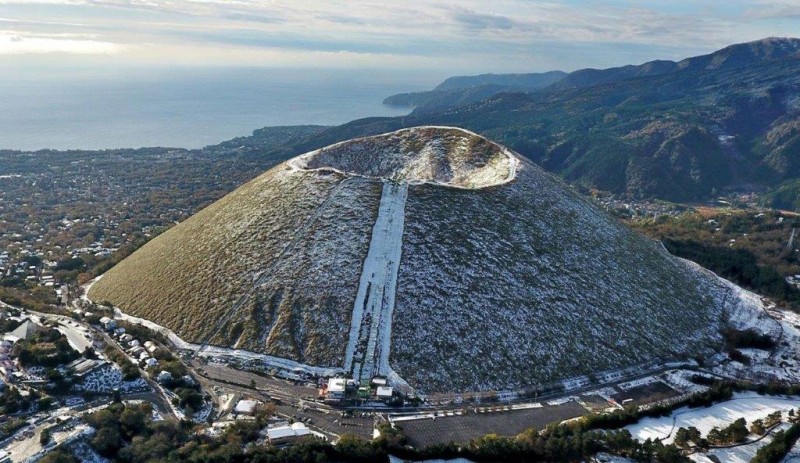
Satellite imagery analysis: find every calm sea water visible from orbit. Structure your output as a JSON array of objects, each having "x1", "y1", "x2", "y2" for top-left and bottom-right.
[{"x1": 0, "y1": 67, "x2": 435, "y2": 151}]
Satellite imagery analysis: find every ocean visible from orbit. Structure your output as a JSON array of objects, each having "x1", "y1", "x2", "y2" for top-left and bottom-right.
[{"x1": 0, "y1": 67, "x2": 435, "y2": 151}]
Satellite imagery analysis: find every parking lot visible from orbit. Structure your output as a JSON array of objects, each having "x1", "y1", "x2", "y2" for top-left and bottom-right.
[
  {"x1": 611, "y1": 381, "x2": 680, "y2": 406},
  {"x1": 396, "y1": 400, "x2": 588, "y2": 448}
]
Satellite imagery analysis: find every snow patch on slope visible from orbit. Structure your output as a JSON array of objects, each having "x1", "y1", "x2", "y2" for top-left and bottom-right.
[
  {"x1": 678, "y1": 254, "x2": 782, "y2": 338},
  {"x1": 344, "y1": 182, "x2": 408, "y2": 383}
]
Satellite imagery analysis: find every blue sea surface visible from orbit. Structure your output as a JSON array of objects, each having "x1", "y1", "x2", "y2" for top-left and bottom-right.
[{"x1": 0, "y1": 67, "x2": 434, "y2": 151}]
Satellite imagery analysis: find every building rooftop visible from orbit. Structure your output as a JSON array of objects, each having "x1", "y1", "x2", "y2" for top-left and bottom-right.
[
  {"x1": 328, "y1": 378, "x2": 346, "y2": 393},
  {"x1": 234, "y1": 399, "x2": 260, "y2": 415},
  {"x1": 5, "y1": 320, "x2": 43, "y2": 342},
  {"x1": 267, "y1": 422, "x2": 311, "y2": 441},
  {"x1": 66, "y1": 358, "x2": 106, "y2": 376}
]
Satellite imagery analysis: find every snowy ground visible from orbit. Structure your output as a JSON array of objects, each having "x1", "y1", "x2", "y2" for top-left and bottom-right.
[
  {"x1": 112, "y1": 307, "x2": 343, "y2": 378},
  {"x1": 344, "y1": 182, "x2": 408, "y2": 383},
  {"x1": 661, "y1": 369, "x2": 713, "y2": 395},
  {"x1": 389, "y1": 456, "x2": 475, "y2": 463},
  {"x1": 689, "y1": 423, "x2": 791, "y2": 463},
  {"x1": 626, "y1": 392, "x2": 800, "y2": 444},
  {"x1": 783, "y1": 440, "x2": 800, "y2": 463}
]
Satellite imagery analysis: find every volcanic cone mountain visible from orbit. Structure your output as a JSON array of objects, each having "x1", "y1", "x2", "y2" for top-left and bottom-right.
[{"x1": 89, "y1": 126, "x2": 772, "y2": 394}]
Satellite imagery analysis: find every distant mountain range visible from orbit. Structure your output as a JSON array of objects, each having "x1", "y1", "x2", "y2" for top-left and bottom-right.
[
  {"x1": 552, "y1": 36, "x2": 800, "y2": 90},
  {"x1": 245, "y1": 37, "x2": 800, "y2": 205}
]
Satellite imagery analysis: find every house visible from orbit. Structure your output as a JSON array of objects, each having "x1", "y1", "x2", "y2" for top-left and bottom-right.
[
  {"x1": 371, "y1": 376, "x2": 388, "y2": 387},
  {"x1": 376, "y1": 386, "x2": 393, "y2": 399},
  {"x1": 0, "y1": 359, "x2": 16, "y2": 381},
  {"x1": 128, "y1": 339, "x2": 140, "y2": 348},
  {"x1": 156, "y1": 371, "x2": 173, "y2": 383},
  {"x1": 119, "y1": 334, "x2": 133, "y2": 343},
  {"x1": 66, "y1": 358, "x2": 107, "y2": 379},
  {"x1": 144, "y1": 358, "x2": 158, "y2": 368},
  {"x1": 267, "y1": 422, "x2": 312, "y2": 445},
  {"x1": 99, "y1": 317, "x2": 116, "y2": 331}
]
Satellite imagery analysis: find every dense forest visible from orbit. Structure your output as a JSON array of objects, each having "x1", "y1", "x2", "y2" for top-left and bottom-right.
[{"x1": 631, "y1": 209, "x2": 800, "y2": 310}]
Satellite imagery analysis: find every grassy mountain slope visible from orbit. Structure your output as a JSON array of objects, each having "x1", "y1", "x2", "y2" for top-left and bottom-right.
[
  {"x1": 89, "y1": 166, "x2": 380, "y2": 366},
  {"x1": 394, "y1": 157, "x2": 737, "y2": 393},
  {"x1": 90, "y1": 128, "x2": 775, "y2": 393}
]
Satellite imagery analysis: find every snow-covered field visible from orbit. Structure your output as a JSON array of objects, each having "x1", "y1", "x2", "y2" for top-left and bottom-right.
[
  {"x1": 783, "y1": 440, "x2": 800, "y2": 463},
  {"x1": 626, "y1": 392, "x2": 800, "y2": 444},
  {"x1": 689, "y1": 423, "x2": 791, "y2": 463}
]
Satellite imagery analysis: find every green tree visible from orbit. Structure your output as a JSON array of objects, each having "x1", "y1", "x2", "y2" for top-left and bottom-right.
[
  {"x1": 727, "y1": 418, "x2": 749, "y2": 443},
  {"x1": 751, "y1": 419, "x2": 766, "y2": 435},
  {"x1": 38, "y1": 450, "x2": 77, "y2": 463},
  {"x1": 91, "y1": 426, "x2": 122, "y2": 457},
  {"x1": 39, "y1": 428, "x2": 51, "y2": 445},
  {"x1": 674, "y1": 428, "x2": 690, "y2": 448}
]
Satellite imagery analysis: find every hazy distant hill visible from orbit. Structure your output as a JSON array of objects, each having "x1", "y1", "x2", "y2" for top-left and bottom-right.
[
  {"x1": 434, "y1": 71, "x2": 568, "y2": 91},
  {"x1": 383, "y1": 71, "x2": 566, "y2": 113},
  {"x1": 551, "y1": 37, "x2": 800, "y2": 90}
]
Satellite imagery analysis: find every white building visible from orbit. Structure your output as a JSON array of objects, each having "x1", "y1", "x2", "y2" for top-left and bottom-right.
[
  {"x1": 376, "y1": 386, "x2": 393, "y2": 399},
  {"x1": 234, "y1": 399, "x2": 260, "y2": 415},
  {"x1": 326, "y1": 377, "x2": 347, "y2": 401},
  {"x1": 156, "y1": 370, "x2": 173, "y2": 383},
  {"x1": 267, "y1": 422, "x2": 312, "y2": 445}
]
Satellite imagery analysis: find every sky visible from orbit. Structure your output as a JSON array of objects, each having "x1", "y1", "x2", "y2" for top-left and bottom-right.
[{"x1": 1, "y1": 0, "x2": 800, "y2": 75}]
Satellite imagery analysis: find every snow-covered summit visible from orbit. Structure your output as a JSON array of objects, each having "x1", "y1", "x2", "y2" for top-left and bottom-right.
[{"x1": 290, "y1": 126, "x2": 517, "y2": 189}]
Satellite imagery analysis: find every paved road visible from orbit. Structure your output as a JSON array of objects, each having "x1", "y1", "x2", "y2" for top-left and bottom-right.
[
  {"x1": 196, "y1": 362, "x2": 319, "y2": 406},
  {"x1": 96, "y1": 330, "x2": 180, "y2": 420}
]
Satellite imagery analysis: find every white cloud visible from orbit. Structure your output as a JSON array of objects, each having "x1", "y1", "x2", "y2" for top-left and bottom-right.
[
  {"x1": 0, "y1": 31, "x2": 121, "y2": 55},
  {"x1": 0, "y1": 1, "x2": 795, "y2": 70}
]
